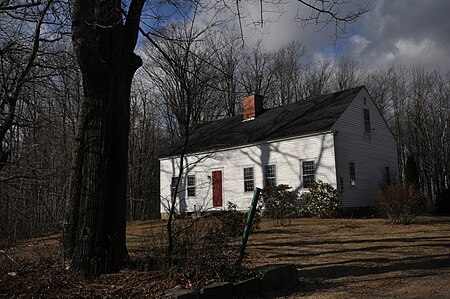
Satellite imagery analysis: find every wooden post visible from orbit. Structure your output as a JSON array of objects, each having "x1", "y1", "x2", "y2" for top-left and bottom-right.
[{"x1": 234, "y1": 187, "x2": 261, "y2": 276}]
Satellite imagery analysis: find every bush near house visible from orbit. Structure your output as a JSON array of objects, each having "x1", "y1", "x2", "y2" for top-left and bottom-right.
[
  {"x1": 299, "y1": 181, "x2": 341, "y2": 218},
  {"x1": 374, "y1": 184, "x2": 426, "y2": 224},
  {"x1": 217, "y1": 201, "x2": 261, "y2": 238},
  {"x1": 261, "y1": 184, "x2": 299, "y2": 226},
  {"x1": 261, "y1": 182, "x2": 341, "y2": 222}
]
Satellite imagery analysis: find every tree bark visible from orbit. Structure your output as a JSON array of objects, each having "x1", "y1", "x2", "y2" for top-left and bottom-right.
[{"x1": 63, "y1": 0, "x2": 144, "y2": 277}]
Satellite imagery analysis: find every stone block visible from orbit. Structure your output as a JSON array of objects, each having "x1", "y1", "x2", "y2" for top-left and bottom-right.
[
  {"x1": 200, "y1": 282, "x2": 233, "y2": 299},
  {"x1": 256, "y1": 264, "x2": 299, "y2": 290},
  {"x1": 233, "y1": 277, "x2": 262, "y2": 298},
  {"x1": 163, "y1": 288, "x2": 199, "y2": 299}
]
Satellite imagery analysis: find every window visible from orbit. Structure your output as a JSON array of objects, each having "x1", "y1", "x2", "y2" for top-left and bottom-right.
[
  {"x1": 302, "y1": 160, "x2": 315, "y2": 188},
  {"x1": 243, "y1": 167, "x2": 254, "y2": 192},
  {"x1": 385, "y1": 166, "x2": 391, "y2": 186},
  {"x1": 264, "y1": 164, "x2": 276, "y2": 187},
  {"x1": 171, "y1": 177, "x2": 178, "y2": 198},
  {"x1": 187, "y1": 174, "x2": 196, "y2": 197},
  {"x1": 364, "y1": 108, "x2": 371, "y2": 133},
  {"x1": 349, "y1": 162, "x2": 356, "y2": 186}
]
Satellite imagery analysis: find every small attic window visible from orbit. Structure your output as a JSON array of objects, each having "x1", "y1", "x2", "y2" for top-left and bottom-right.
[
  {"x1": 364, "y1": 108, "x2": 371, "y2": 133},
  {"x1": 363, "y1": 97, "x2": 367, "y2": 105}
]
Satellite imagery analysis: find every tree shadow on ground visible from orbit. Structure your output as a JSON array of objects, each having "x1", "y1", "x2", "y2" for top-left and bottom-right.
[
  {"x1": 253, "y1": 235, "x2": 450, "y2": 255},
  {"x1": 251, "y1": 233, "x2": 450, "y2": 298},
  {"x1": 286, "y1": 253, "x2": 450, "y2": 297},
  {"x1": 297, "y1": 254, "x2": 450, "y2": 279}
]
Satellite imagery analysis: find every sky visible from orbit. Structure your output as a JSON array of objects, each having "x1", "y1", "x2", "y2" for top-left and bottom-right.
[{"x1": 227, "y1": 0, "x2": 450, "y2": 71}]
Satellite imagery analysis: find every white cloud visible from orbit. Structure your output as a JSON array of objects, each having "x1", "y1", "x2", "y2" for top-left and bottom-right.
[
  {"x1": 343, "y1": 0, "x2": 450, "y2": 70},
  {"x1": 349, "y1": 35, "x2": 370, "y2": 57}
]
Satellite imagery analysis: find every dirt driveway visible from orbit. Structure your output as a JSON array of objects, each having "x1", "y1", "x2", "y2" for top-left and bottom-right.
[{"x1": 246, "y1": 217, "x2": 450, "y2": 298}]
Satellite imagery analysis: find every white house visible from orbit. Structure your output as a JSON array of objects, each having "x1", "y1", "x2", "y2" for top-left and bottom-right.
[{"x1": 159, "y1": 86, "x2": 398, "y2": 215}]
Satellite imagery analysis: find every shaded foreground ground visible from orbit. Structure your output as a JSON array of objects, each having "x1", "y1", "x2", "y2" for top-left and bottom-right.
[{"x1": 1, "y1": 216, "x2": 450, "y2": 298}]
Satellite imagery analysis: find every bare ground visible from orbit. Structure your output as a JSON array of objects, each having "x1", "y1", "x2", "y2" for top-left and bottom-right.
[
  {"x1": 248, "y1": 217, "x2": 450, "y2": 298},
  {"x1": 1, "y1": 216, "x2": 450, "y2": 298}
]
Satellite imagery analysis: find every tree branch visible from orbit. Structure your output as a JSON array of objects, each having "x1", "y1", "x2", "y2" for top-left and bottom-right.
[
  {"x1": 0, "y1": 1, "x2": 42, "y2": 12},
  {"x1": 296, "y1": 0, "x2": 369, "y2": 23},
  {"x1": 13, "y1": 0, "x2": 53, "y2": 98},
  {"x1": 125, "y1": 0, "x2": 146, "y2": 51}
]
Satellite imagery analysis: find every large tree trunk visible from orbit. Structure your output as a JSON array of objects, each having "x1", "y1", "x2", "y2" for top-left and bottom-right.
[{"x1": 63, "y1": 0, "x2": 143, "y2": 277}]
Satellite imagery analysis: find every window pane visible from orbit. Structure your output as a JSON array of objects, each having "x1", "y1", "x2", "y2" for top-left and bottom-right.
[
  {"x1": 302, "y1": 161, "x2": 315, "y2": 188},
  {"x1": 349, "y1": 162, "x2": 356, "y2": 186},
  {"x1": 187, "y1": 175, "x2": 195, "y2": 197},
  {"x1": 244, "y1": 167, "x2": 254, "y2": 192},
  {"x1": 244, "y1": 167, "x2": 253, "y2": 180},
  {"x1": 364, "y1": 108, "x2": 371, "y2": 133},
  {"x1": 385, "y1": 166, "x2": 391, "y2": 185},
  {"x1": 264, "y1": 165, "x2": 276, "y2": 187}
]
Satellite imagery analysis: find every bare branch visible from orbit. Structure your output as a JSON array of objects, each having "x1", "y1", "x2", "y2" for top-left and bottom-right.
[{"x1": 0, "y1": 1, "x2": 42, "y2": 12}]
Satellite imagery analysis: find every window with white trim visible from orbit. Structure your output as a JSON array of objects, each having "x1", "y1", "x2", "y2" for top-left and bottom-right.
[
  {"x1": 264, "y1": 164, "x2": 276, "y2": 187},
  {"x1": 302, "y1": 160, "x2": 315, "y2": 188},
  {"x1": 243, "y1": 167, "x2": 254, "y2": 192},
  {"x1": 187, "y1": 174, "x2": 196, "y2": 197},
  {"x1": 349, "y1": 162, "x2": 356, "y2": 186}
]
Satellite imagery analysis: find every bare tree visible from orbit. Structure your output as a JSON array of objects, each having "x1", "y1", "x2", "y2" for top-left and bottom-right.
[
  {"x1": 207, "y1": 30, "x2": 245, "y2": 117},
  {"x1": 406, "y1": 68, "x2": 449, "y2": 206},
  {"x1": 300, "y1": 59, "x2": 333, "y2": 99},
  {"x1": 267, "y1": 41, "x2": 306, "y2": 106},
  {"x1": 333, "y1": 56, "x2": 362, "y2": 91},
  {"x1": 240, "y1": 40, "x2": 275, "y2": 100},
  {"x1": 0, "y1": 0, "x2": 53, "y2": 173},
  {"x1": 141, "y1": 21, "x2": 221, "y2": 139},
  {"x1": 63, "y1": 0, "x2": 146, "y2": 277},
  {"x1": 128, "y1": 77, "x2": 163, "y2": 221},
  {"x1": 0, "y1": 0, "x2": 78, "y2": 245}
]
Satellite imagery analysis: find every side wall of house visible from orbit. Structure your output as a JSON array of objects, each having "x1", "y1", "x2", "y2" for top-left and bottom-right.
[
  {"x1": 332, "y1": 88, "x2": 399, "y2": 208},
  {"x1": 160, "y1": 133, "x2": 337, "y2": 214}
]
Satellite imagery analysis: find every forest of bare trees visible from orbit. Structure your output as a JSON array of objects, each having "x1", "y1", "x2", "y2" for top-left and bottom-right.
[{"x1": 0, "y1": 0, "x2": 449, "y2": 274}]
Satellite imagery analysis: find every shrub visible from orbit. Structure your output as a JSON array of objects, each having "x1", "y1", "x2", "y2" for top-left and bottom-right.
[
  {"x1": 217, "y1": 201, "x2": 261, "y2": 238},
  {"x1": 299, "y1": 181, "x2": 341, "y2": 218},
  {"x1": 140, "y1": 201, "x2": 263, "y2": 287},
  {"x1": 141, "y1": 217, "x2": 241, "y2": 287},
  {"x1": 261, "y1": 184, "x2": 299, "y2": 226},
  {"x1": 374, "y1": 184, "x2": 426, "y2": 224},
  {"x1": 169, "y1": 219, "x2": 238, "y2": 285}
]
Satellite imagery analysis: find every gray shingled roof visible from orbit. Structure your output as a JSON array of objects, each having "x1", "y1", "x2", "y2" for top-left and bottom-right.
[{"x1": 161, "y1": 86, "x2": 364, "y2": 158}]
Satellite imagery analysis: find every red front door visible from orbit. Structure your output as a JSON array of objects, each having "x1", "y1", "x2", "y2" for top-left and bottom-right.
[{"x1": 212, "y1": 170, "x2": 222, "y2": 207}]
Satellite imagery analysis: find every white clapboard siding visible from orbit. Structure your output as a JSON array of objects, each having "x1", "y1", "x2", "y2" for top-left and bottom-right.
[
  {"x1": 332, "y1": 88, "x2": 399, "y2": 207},
  {"x1": 160, "y1": 132, "x2": 337, "y2": 213}
]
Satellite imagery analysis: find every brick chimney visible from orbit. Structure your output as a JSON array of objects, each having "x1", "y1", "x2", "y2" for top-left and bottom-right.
[{"x1": 243, "y1": 94, "x2": 263, "y2": 120}]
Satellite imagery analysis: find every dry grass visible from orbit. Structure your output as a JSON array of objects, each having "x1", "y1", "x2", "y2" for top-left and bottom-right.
[
  {"x1": 1, "y1": 216, "x2": 450, "y2": 298},
  {"x1": 247, "y1": 217, "x2": 450, "y2": 298}
]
